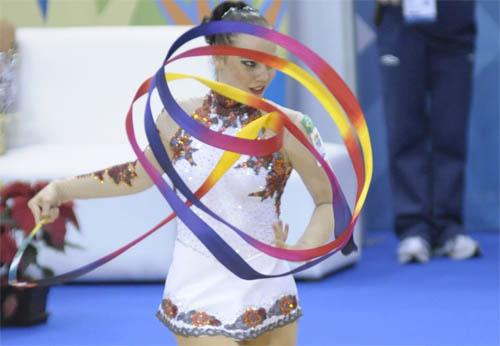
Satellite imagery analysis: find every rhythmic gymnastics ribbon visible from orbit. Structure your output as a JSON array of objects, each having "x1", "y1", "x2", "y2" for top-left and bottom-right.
[{"x1": 9, "y1": 21, "x2": 372, "y2": 286}]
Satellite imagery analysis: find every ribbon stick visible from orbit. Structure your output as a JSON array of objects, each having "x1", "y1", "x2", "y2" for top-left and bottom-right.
[{"x1": 8, "y1": 219, "x2": 48, "y2": 287}]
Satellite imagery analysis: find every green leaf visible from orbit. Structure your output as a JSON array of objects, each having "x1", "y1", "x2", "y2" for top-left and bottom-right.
[
  {"x1": 64, "y1": 240, "x2": 85, "y2": 250},
  {"x1": 0, "y1": 213, "x2": 14, "y2": 226},
  {"x1": 37, "y1": 264, "x2": 55, "y2": 278},
  {"x1": 40, "y1": 230, "x2": 63, "y2": 252}
]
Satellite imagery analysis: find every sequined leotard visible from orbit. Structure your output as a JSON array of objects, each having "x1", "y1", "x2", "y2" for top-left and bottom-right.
[{"x1": 155, "y1": 92, "x2": 302, "y2": 340}]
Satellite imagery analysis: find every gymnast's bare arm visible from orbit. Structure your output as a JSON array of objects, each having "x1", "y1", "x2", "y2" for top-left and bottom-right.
[
  {"x1": 275, "y1": 108, "x2": 334, "y2": 250},
  {"x1": 28, "y1": 98, "x2": 202, "y2": 225}
]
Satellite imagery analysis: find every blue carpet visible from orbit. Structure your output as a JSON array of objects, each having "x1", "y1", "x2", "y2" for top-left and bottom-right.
[{"x1": 1, "y1": 231, "x2": 498, "y2": 346}]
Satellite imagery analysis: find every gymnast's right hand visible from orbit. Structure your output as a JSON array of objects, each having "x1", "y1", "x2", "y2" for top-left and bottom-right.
[{"x1": 28, "y1": 182, "x2": 61, "y2": 224}]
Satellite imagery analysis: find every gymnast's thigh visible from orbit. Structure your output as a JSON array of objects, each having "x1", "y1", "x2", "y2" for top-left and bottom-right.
[
  {"x1": 241, "y1": 321, "x2": 298, "y2": 346},
  {"x1": 175, "y1": 334, "x2": 240, "y2": 346}
]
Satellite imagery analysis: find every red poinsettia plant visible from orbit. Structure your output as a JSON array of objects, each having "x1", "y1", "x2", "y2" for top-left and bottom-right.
[{"x1": 0, "y1": 181, "x2": 80, "y2": 285}]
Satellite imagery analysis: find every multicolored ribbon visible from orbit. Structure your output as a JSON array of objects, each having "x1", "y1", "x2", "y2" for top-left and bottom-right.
[
  {"x1": 8, "y1": 219, "x2": 48, "y2": 287},
  {"x1": 8, "y1": 21, "x2": 372, "y2": 286}
]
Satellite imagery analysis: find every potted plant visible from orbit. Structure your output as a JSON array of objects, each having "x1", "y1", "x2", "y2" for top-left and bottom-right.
[{"x1": 0, "y1": 181, "x2": 80, "y2": 326}]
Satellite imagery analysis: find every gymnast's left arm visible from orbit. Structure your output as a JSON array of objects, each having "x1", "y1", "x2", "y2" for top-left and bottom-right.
[{"x1": 278, "y1": 111, "x2": 334, "y2": 250}]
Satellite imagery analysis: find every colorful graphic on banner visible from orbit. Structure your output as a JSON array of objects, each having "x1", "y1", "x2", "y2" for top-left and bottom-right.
[{"x1": 3, "y1": 0, "x2": 288, "y2": 31}]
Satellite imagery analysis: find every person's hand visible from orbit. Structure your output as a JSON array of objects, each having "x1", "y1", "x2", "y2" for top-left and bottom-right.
[
  {"x1": 272, "y1": 220, "x2": 289, "y2": 249},
  {"x1": 28, "y1": 182, "x2": 61, "y2": 224}
]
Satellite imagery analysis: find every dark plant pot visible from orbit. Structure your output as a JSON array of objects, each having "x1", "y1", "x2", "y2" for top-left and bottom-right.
[{"x1": 0, "y1": 285, "x2": 50, "y2": 326}]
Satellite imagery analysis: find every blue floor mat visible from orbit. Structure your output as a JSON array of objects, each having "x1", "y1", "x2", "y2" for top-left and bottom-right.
[{"x1": 1, "y1": 231, "x2": 498, "y2": 346}]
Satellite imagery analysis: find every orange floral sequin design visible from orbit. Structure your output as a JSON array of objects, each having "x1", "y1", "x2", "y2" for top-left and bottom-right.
[
  {"x1": 190, "y1": 311, "x2": 221, "y2": 327},
  {"x1": 234, "y1": 154, "x2": 271, "y2": 175},
  {"x1": 157, "y1": 294, "x2": 300, "y2": 335},
  {"x1": 242, "y1": 308, "x2": 267, "y2": 328},
  {"x1": 207, "y1": 91, "x2": 262, "y2": 131},
  {"x1": 161, "y1": 299, "x2": 178, "y2": 318},
  {"x1": 277, "y1": 295, "x2": 297, "y2": 316},
  {"x1": 192, "y1": 112, "x2": 215, "y2": 128},
  {"x1": 77, "y1": 161, "x2": 138, "y2": 186},
  {"x1": 169, "y1": 91, "x2": 262, "y2": 166},
  {"x1": 170, "y1": 128, "x2": 199, "y2": 166},
  {"x1": 236, "y1": 152, "x2": 292, "y2": 216}
]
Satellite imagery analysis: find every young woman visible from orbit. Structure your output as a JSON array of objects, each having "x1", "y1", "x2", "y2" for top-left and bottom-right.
[{"x1": 28, "y1": 2, "x2": 334, "y2": 345}]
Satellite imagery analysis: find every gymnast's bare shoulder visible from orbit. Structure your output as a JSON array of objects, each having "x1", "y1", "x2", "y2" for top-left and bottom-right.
[{"x1": 154, "y1": 96, "x2": 205, "y2": 156}]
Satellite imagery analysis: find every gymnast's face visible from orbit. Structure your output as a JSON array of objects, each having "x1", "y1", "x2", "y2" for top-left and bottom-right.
[{"x1": 215, "y1": 34, "x2": 276, "y2": 98}]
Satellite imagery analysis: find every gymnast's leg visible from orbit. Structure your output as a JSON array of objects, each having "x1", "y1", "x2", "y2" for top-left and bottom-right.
[
  {"x1": 175, "y1": 335, "x2": 240, "y2": 346},
  {"x1": 241, "y1": 321, "x2": 298, "y2": 346}
]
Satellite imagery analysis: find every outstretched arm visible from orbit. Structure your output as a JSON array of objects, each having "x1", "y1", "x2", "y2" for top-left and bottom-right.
[
  {"x1": 57, "y1": 107, "x2": 182, "y2": 201},
  {"x1": 55, "y1": 146, "x2": 164, "y2": 203},
  {"x1": 28, "y1": 107, "x2": 183, "y2": 224}
]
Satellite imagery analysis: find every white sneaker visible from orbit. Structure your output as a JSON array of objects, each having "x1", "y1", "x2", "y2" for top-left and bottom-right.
[
  {"x1": 397, "y1": 236, "x2": 431, "y2": 264},
  {"x1": 434, "y1": 234, "x2": 481, "y2": 260}
]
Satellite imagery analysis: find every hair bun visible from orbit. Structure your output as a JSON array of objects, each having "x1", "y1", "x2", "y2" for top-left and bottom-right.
[
  {"x1": 201, "y1": 15, "x2": 214, "y2": 44},
  {"x1": 202, "y1": 1, "x2": 265, "y2": 46},
  {"x1": 212, "y1": 1, "x2": 248, "y2": 21}
]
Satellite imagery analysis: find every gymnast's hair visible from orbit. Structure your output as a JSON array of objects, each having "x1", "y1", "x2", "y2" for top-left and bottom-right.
[{"x1": 202, "y1": 1, "x2": 269, "y2": 46}]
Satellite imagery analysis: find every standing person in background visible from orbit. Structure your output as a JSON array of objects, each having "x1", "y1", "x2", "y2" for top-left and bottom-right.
[{"x1": 375, "y1": 0, "x2": 481, "y2": 263}]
